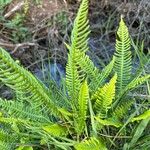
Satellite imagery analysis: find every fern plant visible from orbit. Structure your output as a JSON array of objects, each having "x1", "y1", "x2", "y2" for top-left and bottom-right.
[{"x1": 0, "y1": 0, "x2": 150, "y2": 149}]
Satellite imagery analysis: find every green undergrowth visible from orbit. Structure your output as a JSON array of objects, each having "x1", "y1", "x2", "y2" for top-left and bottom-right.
[{"x1": 0, "y1": 0, "x2": 150, "y2": 149}]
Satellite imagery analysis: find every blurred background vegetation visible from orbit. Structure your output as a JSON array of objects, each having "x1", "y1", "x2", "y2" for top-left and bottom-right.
[{"x1": 0, "y1": 0, "x2": 149, "y2": 96}]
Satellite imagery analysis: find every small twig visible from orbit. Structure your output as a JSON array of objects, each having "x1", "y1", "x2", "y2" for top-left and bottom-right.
[
  {"x1": 0, "y1": 41, "x2": 37, "y2": 53},
  {"x1": 128, "y1": 93, "x2": 150, "y2": 99},
  {"x1": 4, "y1": 1, "x2": 24, "y2": 19}
]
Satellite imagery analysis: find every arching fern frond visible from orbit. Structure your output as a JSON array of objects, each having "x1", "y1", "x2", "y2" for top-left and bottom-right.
[
  {"x1": 74, "y1": 137, "x2": 107, "y2": 150},
  {"x1": 0, "y1": 99, "x2": 51, "y2": 123},
  {"x1": 0, "y1": 48, "x2": 61, "y2": 118},
  {"x1": 114, "y1": 16, "x2": 132, "y2": 93},
  {"x1": 92, "y1": 74, "x2": 117, "y2": 115},
  {"x1": 116, "y1": 74, "x2": 150, "y2": 102},
  {"x1": 75, "y1": 49, "x2": 114, "y2": 92}
]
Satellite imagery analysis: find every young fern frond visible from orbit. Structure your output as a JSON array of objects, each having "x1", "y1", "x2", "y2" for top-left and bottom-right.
[
  {"x1": 74, "y1": 137, "x2": 107, "y2": 150},
  {"x1": 75, "y1": 80, "x2": 89, "y2": 135},
  {"x1": 114, "y1": 16, "x2": 132, "y2": 93},
  {"x1": 92, "y1": 74, "x2": 117, "y2": 115},
  {"x1": 116, "y1": 74, "x2": 150, "y2": 102},
  {"x1": 0, "y1": 48, "x2": 61, "y2": 118},
  {"x1": 66, "y1": 0, "x2": 89, "y2": 107},
  {"x1": 71, "y1": 0, "x2": 90, "y2": 52},
  {"x1": 131, "y1": 110, "x2": 150, "y2": 122}
]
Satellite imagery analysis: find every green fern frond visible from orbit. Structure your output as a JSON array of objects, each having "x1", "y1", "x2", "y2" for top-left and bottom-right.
[
  {"x1": 74, "y1": 137, "x2": 107, "y2": 150},
  {"x1": 92, "y1": 74, "x2": 117, "y2": 115},
  {"x1": 0, "y1": 99, "x2": 50, "y2": 123},
  {"x1": 0, "y1": 47, "x2": 61, "y2": 117},
  {"x1": 75, "y1": 80, "x2": 89, "y2": 134},
  {"x1": 71, "y1": 0, "x2": 90, "y2": 52},
  {"x1": 95, "y1": 117, "x2": 122, "y2": 128},
  {"x1": 16, "y1": 146, "x2": 33, "y2": 150},
  {"x1": 66, "y1": 52, "x2": 83, "y2": 106},
  {"x1": 113, "y1": 100, "x2": 133, "y2": 120},
  {"x1": 131, "y1": 110, "x2": 150, "y2": 122},
  {"x1": 75, "y1": 49, "x2": 99, "y2": 83},
  {"x1": 114, "y1": 16, "x2": 132, "y2": 93},
  {"x1": 0, "y1": 141, "x2": 11, "y2": 150},
  {"x1": 0, "y1": 129, "x2": 18, "y2": 150},
  {"x1": 91, "y1": 57, "x2": 115, "y2": 91},
  {"x1": 42, "y1": 123, "x2": 68, "y2": 137},
  {"x1": 125, "y1": 74, "x2": 150, "y2": 91},
  {"x1": 66, "y1": 0, "x2": 89, "y2": 107}
]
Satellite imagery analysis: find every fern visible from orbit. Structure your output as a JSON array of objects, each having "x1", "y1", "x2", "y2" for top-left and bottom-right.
[
  {"x1": 66, "y1": 0, "x2": 89, "y2": 109},
  {"x1": 75, "y1": 49, "x2": 114, "y2": 91},
  {"x1": 74, "y1": 137, "x2": 107, "y2": 150},
  {"x1": 42, "y1": 123, "x2": 68, "y2": 137},
  {"x1": 95, "y1": 117, "x2": 122, "y2": 128},
  {"x1": 0, "y1": 99, "x2": 51, "y2": 123},
  {"x1": 91, "y1": 57, "x2": 115, "y2": 91},
  {"x1": 92, "y1": 74, "x2": 117, "y2": 115},
  {"x1": 0, "y1": 0, "x2": 149, "y2": 149},
  {"x1": 0, "y1": 48, "x2": 61, "y2": 117},
  {"x1": 75, "y1": 80, "x2": 89, "y2": 135},
  {"x1": 114, "y1": 16, "x2": 132, "y2": 93},
  {"x1": 131, "y1": 110, "x2": 150, "y2": 122},
  {"x1": 71, "y1": 0, "x2": 90, "y2": 52},
  {"x1": 112, "y1": 100, "x2": 133, "y2": 120},
  {"x1": 0, "y1": 129, "x2": 18, "y2": 149},
  {"x1": 125, "y1": 74, "x2": 150, "y2": 91}
]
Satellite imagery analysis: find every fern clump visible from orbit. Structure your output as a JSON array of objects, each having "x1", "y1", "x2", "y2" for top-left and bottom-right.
[{"x1": 0, "y1": 0, "x2": 149, "y2": 149}]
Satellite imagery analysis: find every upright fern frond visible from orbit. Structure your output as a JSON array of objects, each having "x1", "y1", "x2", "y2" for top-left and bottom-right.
[
  {"x1": 75, "y1": 80, "x2": 89, "y2": 135},
  {"x1": 114, "y1": 16, "x2": 132, "y2": 93},
  {"x1": 66, "y1": 53, "x2": 82, "y2": 104},
  {"x1": 0, "y1": 48, "x2": 61, "y2": 117},
  {"x1": 66, "y1": 0, "x2": 89, "y2": 107},
  {"x1": 92, "y1": 74, "x2": 117, "y2": 115},
  {"x1": 71, "y1": 0, "x2": 90, "y2": 52}
]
